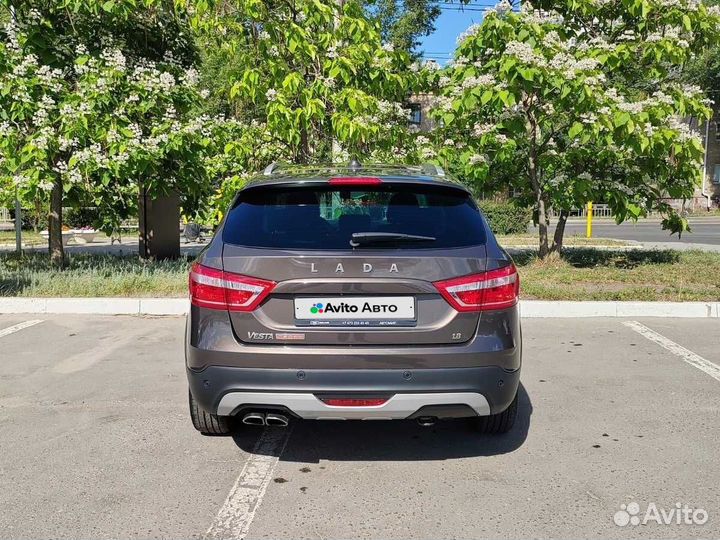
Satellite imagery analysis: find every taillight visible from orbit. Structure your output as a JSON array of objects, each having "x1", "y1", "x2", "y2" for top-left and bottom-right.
[
  {"x1": 328, "y1": 177, "x2": 383, "y2": 186},
  {"x1": 189, "y1": 262, "x2": 276, "y2": 312},
  {"x1": 320, "y1": 398, "x2": 389, "y2": 407},
  {"x1": 433, "y1": 264, "x2": 519, "y2": 312}
]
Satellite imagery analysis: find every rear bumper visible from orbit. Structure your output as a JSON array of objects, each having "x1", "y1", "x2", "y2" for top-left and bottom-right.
[{"x1": 187, "y1": 365, "x2": 520, "y2": 419}]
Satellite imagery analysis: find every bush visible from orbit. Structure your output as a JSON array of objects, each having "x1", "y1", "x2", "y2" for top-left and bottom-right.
[
  {"x1": 479, "y1": 201, "x2": 532, "y2": 235},
  {"x1": 64, "y1": 207, "x2": 101, "y2": 228}
]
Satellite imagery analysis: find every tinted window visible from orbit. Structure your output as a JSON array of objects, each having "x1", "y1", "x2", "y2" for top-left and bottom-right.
[{"x1": 222, "y1": 183, "x2": 487, "y2": 249}]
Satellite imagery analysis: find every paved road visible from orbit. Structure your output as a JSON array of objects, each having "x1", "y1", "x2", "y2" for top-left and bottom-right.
[
  {"x1": 1, "y1": 315, "x2": 719, "y2": 539},
  {"x1": 541, "y1": 217, "x2": 720, "y2": 246}
]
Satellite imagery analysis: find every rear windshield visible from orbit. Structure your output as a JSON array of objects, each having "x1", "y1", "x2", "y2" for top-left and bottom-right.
[{"x1": 222, "y1": 183, "x2": 487, "y2": 250}]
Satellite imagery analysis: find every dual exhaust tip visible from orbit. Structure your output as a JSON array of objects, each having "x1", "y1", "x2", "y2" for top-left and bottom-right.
[
  {"x1": 242, "y1": 412, "x2": 289, "y2": 427},
  {"x1": 243, "y1": 412, "x2": 437, "y2": 427}
]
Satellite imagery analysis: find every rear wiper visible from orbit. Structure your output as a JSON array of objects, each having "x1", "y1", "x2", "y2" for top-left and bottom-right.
[{"x1": 350, "y1": 232, "x2": 436, "y2": 247}]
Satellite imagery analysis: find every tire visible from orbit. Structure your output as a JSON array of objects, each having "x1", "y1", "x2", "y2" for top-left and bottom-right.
[
  {"x1": 473, "y1": 391, "x2": 518, "y2": 434},
  {"x1": 189, "y1": 389, "x2": 231, "y2": 435}
]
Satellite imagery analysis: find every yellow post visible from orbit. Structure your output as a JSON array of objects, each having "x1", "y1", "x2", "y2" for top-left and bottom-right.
[{"x1": 586, "y1": 201, "x2": 593, "y2": 238}]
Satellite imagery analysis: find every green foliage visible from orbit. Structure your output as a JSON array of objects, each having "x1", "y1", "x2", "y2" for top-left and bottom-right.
[
  {"x1": 186, "y1": 0, "x2": 425, "y2": 164},
  {"x1": 429, "y1": 0, "x2": 720, "y2": 256},
  {"x1": 479, "y1": 201, "x2": 532, "y2": 235},
  {"x1": 64, "y1": 206, "x2": 100, "y2": 228},
  {"x1": 360, "y1": 0, "x2": 441, "y2": 55},
  {"x1": 0, "y1": 1, "x2": 256, "y2": 236}
]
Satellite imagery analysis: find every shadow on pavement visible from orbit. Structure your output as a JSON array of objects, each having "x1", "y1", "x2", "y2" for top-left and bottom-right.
[{"x1": 231, "y1": 383, "x2": 532, "y2": 462}]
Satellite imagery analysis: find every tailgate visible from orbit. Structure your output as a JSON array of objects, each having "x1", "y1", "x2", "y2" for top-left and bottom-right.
[{"x1": 223, "y1": 247, "x2": 487, "y2": 346}]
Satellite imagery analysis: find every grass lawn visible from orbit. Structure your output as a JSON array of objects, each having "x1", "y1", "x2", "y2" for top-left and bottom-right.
[
  {"x1": 0, "y1": 230, "x2": 45, "y2": 246},
  {"x1": 0, "y1": 252, "x2": 189, "y2": 297},
  {"x1": 516, "y1": 249, "x2": 720, "y2": 301},
  {"x1": 497, "y1": 233, "x2": 629, "y2": 247},
  {"x1": 1, "y1": 248, "x2": 719, "y2": 301}
]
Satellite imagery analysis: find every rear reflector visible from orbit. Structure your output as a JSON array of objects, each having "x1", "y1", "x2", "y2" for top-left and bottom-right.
[
  {"x1": 320, "y1": 398, "x2": 389, "y2": 407},
  {"x1": 189, "y1": 262, "x2": 275, "y2": 312},
  {"x1": 433, "y1": 264, "x2": 519, "y2": 312},
  {"x1": 328, "y1": 177, "x2": 383, "y2": 186}
]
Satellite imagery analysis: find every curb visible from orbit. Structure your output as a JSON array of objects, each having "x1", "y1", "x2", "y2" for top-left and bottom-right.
[
  {"x1": 0, "y1": 297, "x2": 189, "y2": 315},
  {"x1": 519, "y1": 301, "x2": 719, "y2": 318},
  {"x1": 0, "y1": 298, "x2": 718, "y2": 318}
]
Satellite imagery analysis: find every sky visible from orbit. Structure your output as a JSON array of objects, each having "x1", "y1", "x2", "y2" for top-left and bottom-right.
[{"x1": 418, "y1": 2, "x2": 496, "y2": 64}]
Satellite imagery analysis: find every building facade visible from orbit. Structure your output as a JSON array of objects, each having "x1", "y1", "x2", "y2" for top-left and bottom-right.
[{"x1": 697, "y1": 112, "x2": 720, "y2": 210}]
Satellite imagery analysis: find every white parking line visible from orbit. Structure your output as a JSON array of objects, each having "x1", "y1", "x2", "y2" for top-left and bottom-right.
[
  {"x1": 205, "y1": 427, "x2": 292, "y2": 540},
  {"x1": 624, "y1": 321, "x2": 720, "y2": 383},
  {"x1": 0, "y1": 319, "x2": 43, "y2": 339}
]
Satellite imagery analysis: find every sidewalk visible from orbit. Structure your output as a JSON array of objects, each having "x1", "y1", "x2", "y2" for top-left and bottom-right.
[{"x1": 0, "y1": 237, "x2": 206, "y2": 256}]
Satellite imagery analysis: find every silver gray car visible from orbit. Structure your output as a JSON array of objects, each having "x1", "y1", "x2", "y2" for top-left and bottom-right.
[{"x1": 186, "y1": 163, "x2": 521, "y2": 435}]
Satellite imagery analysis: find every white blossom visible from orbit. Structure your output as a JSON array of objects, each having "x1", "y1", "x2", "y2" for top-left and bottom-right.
[
  {"x1": 580, "y1": 112, "x2": 597, "y2": 125},
  {"x1": 492, "y1": 0, "x2": 513, "y2": 15},
  {"x1": 12, "y1": 174, "x2": 30, "y2": 187},
  {"x1": 520, "y1": 5, "x2": 564, "y2": 25},
  {"x1": 668, "y1": 116, "x2": 699, "y2": 142},
  {"x1": 101, "y1": 48, "x2": 126, "y2": 72},
  {"x1": 457, "y1": 24, "x2": 482, "y2": 45},
  {"x1": 184, "y1": 68, "x2": 200, "y2": 86},
  {"x1": 37, "y1": 179, "x2": 54, "y2": 192},
  {"x1": 4, "y1": 19, "x2": 20, "y2": 53},
  {"x1": 618, "y1": 102, "x2": 644, "y2": 114},
  {"x1": 504, "y1": 41, "x2": 547, "y2": 67},
  {"x1": 473, "y1": 122, "x2": 495, "y2": 137},
  {"x1": 159, "y1": 72, "x2": 176, "y2": 91}
]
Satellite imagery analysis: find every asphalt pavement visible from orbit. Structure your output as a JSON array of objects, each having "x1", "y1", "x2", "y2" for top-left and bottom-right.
[
  {"x1": 548, "y1": 217, "x2": 720, "y2": 246},
  {"x1": 1, "y1": 315, "x2": 719, "y2": 539}
]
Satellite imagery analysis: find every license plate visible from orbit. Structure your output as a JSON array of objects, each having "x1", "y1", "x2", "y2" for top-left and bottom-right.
[{"x1": 294, "y1": 297, "x2": 415, "y2": 327}]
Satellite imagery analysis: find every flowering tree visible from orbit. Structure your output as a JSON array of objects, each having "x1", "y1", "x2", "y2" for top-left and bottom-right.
[
  {"x1": 187, "y1": 0, "x2": 424, "y2": 164},
  {"x1": 431, "y1": 0, "x2": 720, "y2": 257},
  {"x1": 0, "y1": 1, "x2": 234, "y2": 264}
]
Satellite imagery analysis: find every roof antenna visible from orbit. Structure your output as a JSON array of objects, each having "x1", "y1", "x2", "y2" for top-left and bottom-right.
[{"x1": 348, "y1": 157, "x2": 362, "y2": 171}]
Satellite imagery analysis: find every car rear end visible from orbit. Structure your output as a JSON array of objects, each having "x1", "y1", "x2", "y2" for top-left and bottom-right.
[{"x1": 186, "y1": 169, "x2": 521, "y2": 433}]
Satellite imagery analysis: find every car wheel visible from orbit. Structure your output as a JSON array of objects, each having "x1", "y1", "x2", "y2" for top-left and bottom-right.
[
  {"x1": 473, "y1": 391, "x2": 518, "y2": 434},
  {"x1": 189, "y1": 389, "x2": 231, "y2": 435}
]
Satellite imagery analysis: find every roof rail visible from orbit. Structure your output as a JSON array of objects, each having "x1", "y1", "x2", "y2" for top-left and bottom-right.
[
  {"x1": 420, "y1": 163, "x2": 445, "y2": 177},
  {"x1": 261, "y1": 161, "x2": 446, "y2": 178},
  {"x1": 263, "y1": 162, "x2": 281, "y2": 176}
]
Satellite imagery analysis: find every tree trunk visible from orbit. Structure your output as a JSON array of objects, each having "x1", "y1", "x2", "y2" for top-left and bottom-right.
[
  {"x1": 297, "y1": 126, "x2": 310, "y2": 164},
  {"x1": 34, "y1": 198, "x2": 42, "y2": 233},
  {"x1": 550, "y1": 209, "x2": 569, "y2": 254},
  {"x1": 536, "y1": 197, "x2": 550, "y2": 259},
  {"x1": 526, "y1": 104, "x2": 550, "y2": 258},
  {"x1": 529, "y1": 150, "x2": 550, "y2": 258},
  {"x1": 48, "y1": 176, "x2": 65, "y2": 268}
]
